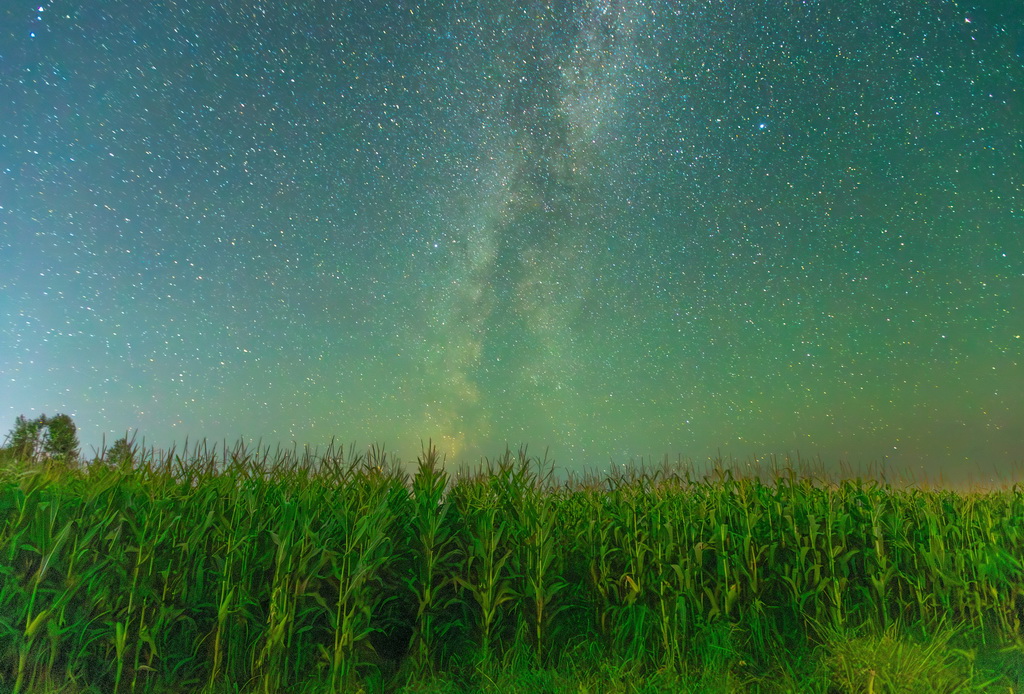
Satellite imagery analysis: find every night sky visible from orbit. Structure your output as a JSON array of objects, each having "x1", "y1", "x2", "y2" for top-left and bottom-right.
[{"x1": 2, "y1": 0, "x2": 1022, "y2": 486}]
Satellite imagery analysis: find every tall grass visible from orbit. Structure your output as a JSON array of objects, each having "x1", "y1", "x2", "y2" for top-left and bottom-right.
[{"x1": 0, "y1": 442, "x2": 1022, "y2": 693}]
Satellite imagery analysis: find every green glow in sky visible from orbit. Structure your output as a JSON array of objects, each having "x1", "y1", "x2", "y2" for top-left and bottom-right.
[{"x1": 2, "y1": 0, "x2": 1021, "y2": 485}]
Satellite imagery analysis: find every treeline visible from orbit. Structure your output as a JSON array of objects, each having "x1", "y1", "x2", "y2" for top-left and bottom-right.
[
  {"x1": 1, "y1": 412, "x2": 141, "y2": 469},
  {"x1": 4, "y1": 414, "x2": 133, "y2": 473},
  {"x1": 1, "y1": 413, "x2": 79, "y2": 462}
]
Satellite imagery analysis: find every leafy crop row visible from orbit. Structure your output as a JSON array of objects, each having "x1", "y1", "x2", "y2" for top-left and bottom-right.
[{"x1": 1, "y1": 443, "x2": 1022, "y2": 692}]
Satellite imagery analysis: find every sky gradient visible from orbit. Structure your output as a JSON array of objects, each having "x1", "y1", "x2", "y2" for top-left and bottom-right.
[{"x1": 2, "y1": 0, "x2": 1022, "y2": 486}]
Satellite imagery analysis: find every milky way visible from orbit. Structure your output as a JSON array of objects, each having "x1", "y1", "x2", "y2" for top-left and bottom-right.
[
  {"x1": 2, "y1": 0, "x2": 1021, "y2": 484},
  {"x1": 418, "y1": 1, "x2": 646, "y2": 459}
]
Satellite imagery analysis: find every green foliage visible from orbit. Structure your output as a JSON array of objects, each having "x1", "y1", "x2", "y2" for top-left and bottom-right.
[
  {"x1": 3, "y1": 413, "x2": 79, "y2": 463},
  {"x1": 104, "y1": 436, "x2": 135, "y2": 468},
  {"x1": 816, "y1": 619, "x2": 980, "y2": 694},
  {"x1": 4, "y1": 414, "x2": 47, "y2": 460},
  {"x1": 0, "y1": 445, "x2": 1020, "y2": 694},
  {"x1": 41, "y1": 413, "x2": 78, "y2": 460}
]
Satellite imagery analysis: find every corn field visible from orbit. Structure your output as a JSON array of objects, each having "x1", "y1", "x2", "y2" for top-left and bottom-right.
[{"x1": 1, "y1": 442, "x2": 1022, "y2": 693}]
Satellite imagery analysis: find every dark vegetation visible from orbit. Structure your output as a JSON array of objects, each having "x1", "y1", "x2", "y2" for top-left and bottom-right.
[{"x1": 1, "y1": 414, "x2": 1023, "y2": 693}]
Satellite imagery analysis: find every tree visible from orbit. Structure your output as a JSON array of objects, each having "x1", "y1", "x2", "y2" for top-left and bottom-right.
[
  {"x1": 3, "y1": 413, "x2": 80, "y2": 463},
  {"x1": 43, "y1": 413, "x2": 79, "y2": 460},
  {"x1": 5, "y1": 414, "x2": 47, "y2": 461},
  {"x1": 105, "y1": 436, "x2": 135, "y2": 467}
]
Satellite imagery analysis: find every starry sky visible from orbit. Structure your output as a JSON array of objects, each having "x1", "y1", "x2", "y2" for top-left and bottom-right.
[{"x1": 2, "y1": 0, "x2": 1022, "y2": 486}]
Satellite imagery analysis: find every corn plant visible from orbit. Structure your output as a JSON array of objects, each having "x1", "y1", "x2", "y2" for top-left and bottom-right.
[
  {"x1": 451, "y1": 475, "x2": 518, "y2": 665},
  {"x1": 406, "y1": 444, "x2": 461, "y2": 677}
]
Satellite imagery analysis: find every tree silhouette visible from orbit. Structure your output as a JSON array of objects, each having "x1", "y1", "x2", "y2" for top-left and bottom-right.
[
  {"x1": 3, "y1": 413, "x2": 79, "y2": 462},
  {"x1": 5, "y1": 414, "x2": 47, "y2": 460},
  {"x1": 43, "y1": 413, "x2": 79, "y2": 460},
  {"x1": 105, "y1": 436, "x2": 135, "y2": 467}
]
